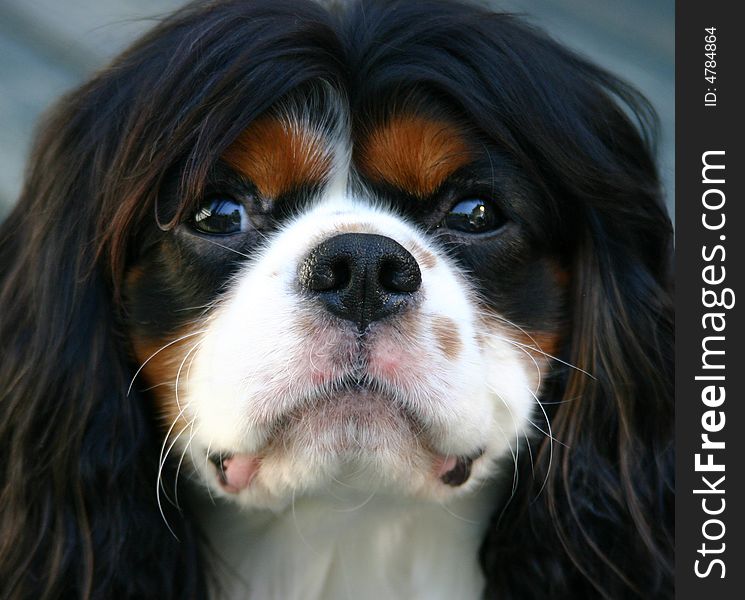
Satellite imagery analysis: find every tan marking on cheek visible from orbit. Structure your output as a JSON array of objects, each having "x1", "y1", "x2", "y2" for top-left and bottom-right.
[
  {"x1": 483, "y1": 317, "x2": 563, "y2": 361},
  {"x1": 518, "y1": 331, "x2": 562, "y2": 361},
  {"x1": 480, "y1": 316, "x2": 564, "y2": 391},
  {"x1": 125, "y1": 266, "x2": 145, "y2": 289},
  {"x1": 130, "y1": 329, "x2": 202, "y2": 431},
  {"x1": 356, "y1": 115, "x2": 472, "y2": 197},
  {"x1": 223, "y1": 115, "x2": 331, "y2": 198},
  {"x1": 431, "y1": 316, "x2": 463, "y2": 360},
  {"x1": 513, "y1": 262, "x2": 569, "y2": 362},
  {"x1": 518, "y1": 330, "x2": 563, "y2": 393}
]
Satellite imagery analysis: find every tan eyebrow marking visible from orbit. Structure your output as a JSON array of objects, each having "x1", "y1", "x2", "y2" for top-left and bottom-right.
[
  {"x1": 356, "y1": 115, "x2": 472, "y2": 198},
  {"x1": 223, "y1": 115, "x2": 332, "y2": 198}
]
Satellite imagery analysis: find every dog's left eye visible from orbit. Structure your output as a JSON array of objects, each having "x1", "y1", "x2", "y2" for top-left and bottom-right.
[
  {"x1": 441, "y1": 198, "x2": 506, "y2": 234},
  {"x1": 192, "y1": 197, "x2": 248, "y2": 235}
]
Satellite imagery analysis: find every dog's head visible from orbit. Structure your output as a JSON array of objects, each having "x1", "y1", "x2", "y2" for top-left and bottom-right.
[
  {"x1": 128, "y1": 85, "x2": 555, "y2": 506},
  {"x1": 0, "y1": 0, "x2": 673, "y2": 597}
]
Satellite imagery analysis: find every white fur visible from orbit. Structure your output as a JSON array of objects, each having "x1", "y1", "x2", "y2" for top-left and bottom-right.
[
  {"x1": 195, "y1": 481, "x2": 503, "y2": 600},
  {"x1": 164, "y1": 118, "x2": 537, "y2": 597},
  {"x1": 183, "y1": 193, "x2": 534, "y2": 506}
]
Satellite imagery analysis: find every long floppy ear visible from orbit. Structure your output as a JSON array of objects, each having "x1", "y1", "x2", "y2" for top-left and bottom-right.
[
  {"x1": 468, "y1": 17, "x2": 675, "y2": 600},
  {"x1": 0, "y1": 101, "x2": 206, "y2": 600},
  {"x1": 0, "y1": 40, "x2": 209, "y2": 600},
  {"x1": 0, "y1": 1, "x2": 343, "y2": 595},
  {"x1": 546, "y1": 213, "x2": 674, "y2": 596},
  {"x1": 481, "y1": 164, "x2": 674, "y2": 598},
  {"x1": 482, "y1": 220, "x2": 674, "y2": 599}
]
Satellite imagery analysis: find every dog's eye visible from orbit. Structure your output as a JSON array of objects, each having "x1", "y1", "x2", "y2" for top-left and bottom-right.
[
  {"x1": 442, "y1": 198, "x2": 506, "y2": 234},
  {"x1": 192, "y1": 197, "x2": 248, "y2": 235}
]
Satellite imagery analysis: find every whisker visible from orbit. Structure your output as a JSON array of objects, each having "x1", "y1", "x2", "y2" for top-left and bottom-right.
[
  {"x1": 198, "y1": 237, "x2": 252, "y2": 258},
  {"x1": 174, "y1": 338, "x2": 204, "y2": 414},
  {"x1": 174, "y1": 421, "x2": 201, "y2": 510},
  {"x1": 491, "y1": 418, "x2": 521, "y2": 530},
  {"x1": 489, "y1": 333, "x2": 544, "y2": 398},
  {"x1": 204, "y1": 439, "x2": 218, "y2": 506},
  {"x1": 525, "y1": 385, "x2": 563, "y2": 502},
  {"x1": 525, "y1": 418, "x2": 569, "y2": 448},
  {"x1": 291, "y1": 488, "x2": 315, "y2": 551},
  {"x1": 159, "y1": 417, "x2": 192, "y2": 499},
  {"x1": 435, "y1": 499, "x2": 479, "y2": 525},
  {"x1": 523, "y1": 430, "x2": 535, "y2": 478},
  {"x1": 472, "y1": 309, "x2": 595, "y2": 380},
  {"x1": 156, "y1": 418, "x2": 193, "y2": 540},
  {"x1": 332, "y1": 489, "x2": 379, "y2": 513},
  {"x1": 510, "y1": 338, "x2": 596, "y2": 380},
  {"x1": 488, "y1": 387, "x2": 520, "y2": 497},
  {"x1": 127, "y1": 329, "x2": 207, "y2": 396}
]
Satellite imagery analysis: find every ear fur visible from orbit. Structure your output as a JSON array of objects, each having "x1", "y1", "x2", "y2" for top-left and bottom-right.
[
  {"x1": 481, "y1": 185, "x2": 673, "y2": 600},
  {"x1": 0, "y1": 1, "x2": 673, "y2": 598},
  {"x1": 474, "y1": 21, "x2": 675, "y2": 599},
  {"x1": 0, "y1": 45, "x2": 206, "y2": 600},
  {"x1": 1, "y1": 1, "x2": 342, "y2": 595}
]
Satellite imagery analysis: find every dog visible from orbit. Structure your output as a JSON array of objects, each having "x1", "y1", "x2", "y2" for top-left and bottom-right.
[{"x1": 0, "y1": 0, "x2": 674, "y2": 598}]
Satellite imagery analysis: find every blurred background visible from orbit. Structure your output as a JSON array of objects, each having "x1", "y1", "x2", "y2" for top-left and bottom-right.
[{"x1": 0, "y1": 0, "x2": 673, "y2": 218}]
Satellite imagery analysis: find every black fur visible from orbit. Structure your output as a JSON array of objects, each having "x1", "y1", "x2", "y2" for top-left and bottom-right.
[{"x1": 0, "y1": 1, "x2": 673, "y2": 598}]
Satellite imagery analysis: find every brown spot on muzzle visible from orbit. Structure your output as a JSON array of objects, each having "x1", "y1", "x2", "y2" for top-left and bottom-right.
[
  {"x1": 431, "y1": 316, "x2": 463, "y2": 360},
  {"x1": 356, "y1": 115, "x2": 472, "y2": 197}
]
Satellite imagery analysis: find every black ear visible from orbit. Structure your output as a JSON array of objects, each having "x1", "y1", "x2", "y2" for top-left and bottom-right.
[
  {"x1": 468, "y1": 15, "x2": 675, "y2": 600},
  {"x1": 0, "y1": 49, "x2": 206, "y2": 600},
  {"x1": 481, "y1": 222, "x2": 674, "y2": 598},
  {"x1": 0, "y1": 1, "x2": 345, "y2": 596}
]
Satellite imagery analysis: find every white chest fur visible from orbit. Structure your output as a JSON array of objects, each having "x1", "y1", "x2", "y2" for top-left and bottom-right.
[{"x1": 195, "y1": 483, "x2": 498, "y2": 600}]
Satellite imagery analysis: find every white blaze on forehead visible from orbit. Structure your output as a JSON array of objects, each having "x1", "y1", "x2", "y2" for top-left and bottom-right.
[{"x1": 182, "y1": 189, "x2": 534, "y2": 504}]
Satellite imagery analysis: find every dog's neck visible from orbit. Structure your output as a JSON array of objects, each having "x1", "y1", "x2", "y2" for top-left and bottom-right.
[{"x1": 194, "y1": 482, "x2": 499, "y2": 600}]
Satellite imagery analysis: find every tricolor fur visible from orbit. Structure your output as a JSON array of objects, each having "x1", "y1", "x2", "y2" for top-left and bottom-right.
[{"x1": 0, "y1": 1, "x2": 674, "y2": 598}]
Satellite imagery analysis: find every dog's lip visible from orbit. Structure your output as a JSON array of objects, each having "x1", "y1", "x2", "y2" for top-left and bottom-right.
[
  {"x1": 207, "y1": 381, "x2": 485, "y2": 492},
  {"x1": 434, "y1": 448, "x2": 484, "y2": 487},
  {"x1": 208, "y1": 447, "x2": 485, "y2": 492},
  {"x1": 208, "y1": 452, "x2": 260, "y2": 493},
  {"x1": 269, "y1": 378, "x2": 426, "y2": 435}
]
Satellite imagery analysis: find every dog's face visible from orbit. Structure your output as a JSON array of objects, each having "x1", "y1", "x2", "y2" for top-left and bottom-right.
[
  {"x1": 0, "y1": 1, "x2": 674, "y2": 596},
  {"x1": 126, "y1": 91, "x2": 565, "y2": 508}
]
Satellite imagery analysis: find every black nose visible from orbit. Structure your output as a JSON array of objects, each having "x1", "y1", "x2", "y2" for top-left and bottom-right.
[{"x1": 298, "y1": 233, "x2": 422, "y2": 330}]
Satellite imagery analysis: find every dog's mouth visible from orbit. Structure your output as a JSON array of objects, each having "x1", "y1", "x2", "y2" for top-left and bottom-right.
[
  {"x1": 205, "y1": 376, "x2": 485, "y2": 493},
  {"x1": 208, "y1": 449, "x2": 484, "y2": 493}
]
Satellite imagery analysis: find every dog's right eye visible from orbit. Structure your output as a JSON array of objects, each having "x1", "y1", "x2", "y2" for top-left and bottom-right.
[
  {"x1": 440, "y1": 198, "x2": 507, "y2": 234},
  {"x1": 191, "y1": 197, "x2": 248, "y2": 235}
]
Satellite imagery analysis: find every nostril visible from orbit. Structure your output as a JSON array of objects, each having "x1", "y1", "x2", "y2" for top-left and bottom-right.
[
  {"x1": 378, "y1": 257, "x2": 421, "y2": 293},
  {"x1": 330, "y1": 258, "x2": 352, "y2": 290},
  {"x1": 320, "y1": 258, "x2": 352, "y2": 292},
  {"x1": 300, "y1": 255, "x2": 352, "y2": 292},
  {"x1": 298, "y1": 233, "x2": 421, "y2": 328}
]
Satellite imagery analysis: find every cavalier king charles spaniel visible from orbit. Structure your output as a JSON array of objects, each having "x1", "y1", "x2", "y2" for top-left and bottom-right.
[{"x1": 0, "y1": 0, "x2": 673, "y2": 598}]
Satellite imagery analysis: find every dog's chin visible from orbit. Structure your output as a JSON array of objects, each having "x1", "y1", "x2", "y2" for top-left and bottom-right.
[{"x1": 200, "y1": 387, "x2": 488, "y2": 508}]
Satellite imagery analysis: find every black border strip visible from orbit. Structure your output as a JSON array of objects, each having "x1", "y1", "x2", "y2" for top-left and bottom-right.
[{"x1": 676, "y1": 2, "x2": 745, "y2": 597}]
